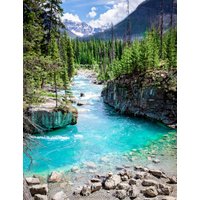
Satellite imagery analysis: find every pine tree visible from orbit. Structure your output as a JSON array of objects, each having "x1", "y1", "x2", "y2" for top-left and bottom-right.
[{"x1": 67, "y1": 38, "x2": 74, "y2": 80}]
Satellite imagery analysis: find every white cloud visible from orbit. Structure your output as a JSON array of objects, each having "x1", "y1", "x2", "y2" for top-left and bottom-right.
[
  {"x1": 87, "y1": 7, "x2": 97, "y2": 18},
  {"x1": 88, "y1": 0, "x2": 145, "y2": 29},
  {"x1": 62, "y1": 13, "x2": 81, "y2": 23}
]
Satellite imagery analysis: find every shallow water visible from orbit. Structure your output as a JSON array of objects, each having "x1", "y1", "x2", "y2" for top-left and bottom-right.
[{"x1": 23, "y1": 72, "x2": 176, "y2": 175}]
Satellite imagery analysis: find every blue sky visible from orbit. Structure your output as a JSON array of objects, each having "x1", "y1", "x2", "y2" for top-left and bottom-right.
[{"x1": 61, "y1": 0, "x2": 145, "y2": 28}]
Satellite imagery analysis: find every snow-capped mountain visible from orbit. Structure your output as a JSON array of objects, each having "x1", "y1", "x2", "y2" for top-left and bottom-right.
[{"x1": 63, "y1": 19, "x2": 103, "y2": 38}]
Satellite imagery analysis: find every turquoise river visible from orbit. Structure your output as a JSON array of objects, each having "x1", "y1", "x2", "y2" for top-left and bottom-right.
[{"x1": 23, "y1": 72, "x2": 176, "y2": 176}]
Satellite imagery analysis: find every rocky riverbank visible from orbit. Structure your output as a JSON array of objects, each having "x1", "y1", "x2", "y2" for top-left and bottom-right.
[
  {"x1": 25, "y1": 165, "x2": 177, "y2": 200},
  {"x1": 101, "y1": 70, "x2": 177, "y2": 128}
]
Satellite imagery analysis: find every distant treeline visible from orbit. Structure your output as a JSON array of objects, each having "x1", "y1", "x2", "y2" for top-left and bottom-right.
[{"x1": 72, "y1": 27, "x2": 177, "y2": 80}]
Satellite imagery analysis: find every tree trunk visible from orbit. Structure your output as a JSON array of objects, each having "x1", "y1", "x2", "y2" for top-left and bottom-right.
[
  {"x1": 54, "y1": 71, "x2": 58, "y2": 108},
  {"x1": 23, "y1": 176, "x2": 33, "y2": 200},
  {"x1": 160, "y1": 0, "x2": 164, "y2": 59}
]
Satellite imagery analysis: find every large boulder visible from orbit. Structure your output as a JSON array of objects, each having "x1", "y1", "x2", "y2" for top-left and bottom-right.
[
  {"x1": 127, "y1": 185, "x2": 139, "y2": 199},
  {"x1": 143, "y1": 186, "x2": 158, "y2": 197},
  {"x1": 48, "y1": 171, "x2": 62, "y2": 183},
  {"x1": 104, "y1": 175, "x2": 121, "y2": 190},
  {"x1": 80, "y1": 185, "x2": 91, "y2": 196},
  {"x1": 34, "y1": 194, "x2": 48, "y2": 200},
  {"x1": 142, "y1": 179, "x2": 159, "y2": 187},
  {"x1": 117, "y1": 182, "x2": 130, "y2": 191},
  {"x1": 158, "y1": 184, "x2": 173, "y2": 195},
  {"x1": 167, "y1": 176, "x2": 177, "y2": 184},
  {"x1": 149, "y1": 169, "x2": 167, "y2": 178},
  {"x1": 26, "y1": 177, "x2": 40, "y2": 186},
  {"x1": 29, "y1": 184, "x2": 48, "y2": 196},
  {"x1": 91, "y1": 182, "x2": 102, "y2": 193},
  {"x1": 113, "y1": 190, "x2": 127, "y2": 200},
  {"x1": 51, "y1": 191, "x2": 68, "y2": 200}
]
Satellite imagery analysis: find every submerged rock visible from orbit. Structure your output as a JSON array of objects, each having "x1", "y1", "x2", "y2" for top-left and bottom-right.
[{"x1": 84, "y1": 161, "x2": 96, "y2": 169}]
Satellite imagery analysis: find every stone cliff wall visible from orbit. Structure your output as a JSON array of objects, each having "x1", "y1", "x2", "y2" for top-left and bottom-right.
[
  {"x1": 101, "y1": 70, "x2": 177, "y2": 127},
  {"x1": 26, "y1": 103, "x2": 78, "y2": 133}
]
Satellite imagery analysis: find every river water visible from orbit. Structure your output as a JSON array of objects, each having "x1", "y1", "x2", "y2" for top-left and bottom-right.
[{"x1": 23, "y1": 71, "x2": 176, "y2": 176}]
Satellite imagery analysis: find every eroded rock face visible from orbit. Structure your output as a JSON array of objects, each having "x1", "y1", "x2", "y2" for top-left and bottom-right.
[
  {"x1": 28, "y1": 103, "x2": 78, "y2": 133},
  {"x1": 101, "y1": 70, "x2": 177, "y2": 127}
]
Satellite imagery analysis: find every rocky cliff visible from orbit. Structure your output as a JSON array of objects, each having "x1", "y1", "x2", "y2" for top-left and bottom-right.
[
  {"x1": 25, "y1": 99, "x2": 78, "y2": 133},
  {"x1": 101, "y1": 70, "x2": 177, "y2": 127}
]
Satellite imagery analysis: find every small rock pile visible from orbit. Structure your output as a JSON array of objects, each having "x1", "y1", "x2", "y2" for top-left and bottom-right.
[
  {"x1": 26, "y1": 171, "x2": 69, "y2": 200},
  {"x1": 73, "y1": 166, "x2": 177, "y2": 199}
]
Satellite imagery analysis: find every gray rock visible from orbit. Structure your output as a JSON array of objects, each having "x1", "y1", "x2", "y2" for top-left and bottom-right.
[
  {"x1": 134, "y1": 166, "x2": 149, "y2": 172},
  {"x1": 80, "y1": 185, "x2": 91, "y2": 196},
  {"x1": 128, "y1": 186, "x2": 139, "y2": 199},
  {"x1": 149, "y1": 169, "x2": 166, "y2": 178},
  {"x1": 121, "y1": 175, "x2": 129, "y2": 181},
  {"x1": 142, "y1": 179, "x2": 159, "y2": 187},
  {"x1": 100, "y1": 157, "x2": 109, "y2": 163},
  {"x1": 104, "y1": 175, "x2": 121, "y2": 190},
  {"x1": 91, "y1": 178, "x2": 101, "y2": 183},
  {"x1": 117, "y1": 182, "x2": 130, "y2": 190},
  {"x1": 34, "y1": 194, "x2": 48, "y2": 200},
  {"x1": 26, "y1": 177, "x2": 40, "y2": 186},
  {"x1": 158, "y1": 184, "x2": 173, "y2": 195},
  {"x1": 129, "y1": 178, "x2": 137, "y2": 185},
  {"x1": 51, "y1": 191, "x2": 68, "y2": 200},
  {"x1": 116, "y1": 166, "x2": 125, "y2": 170},
  {"x1": 80, "y1": 93, "x2": 85, "y2": 97},
  {"x1": 153, "y1": 159, "x2": 160, "y2": 164},
  {"x1": 29, "y1": 184, "x2": 48, "y2": 196},
  {"x1": 84, "y1": 161, "x2": 96, "y2": 169},
  {"x1": 77, "y1": 101, "x2": 87, "y2": 106},
  {"x1": 91, "y1": 182, "x2": 102, "y2": 193},
  {"x1": 48, "y1": 171, "x2": 62, "y2": 183},
  {"x1": 113, "y1": 190, "x2": 127, "y2": 200},
  {"x1": 143, "y1": 186, "x2": 158, "y2": 197},
  {"x1": 160, "y1": 197, "x2": 176, "y2": 200},
  {"x1": 135, "y1": 172, "x2": 148, "y2": 179},
  {"x1": 71, "y1": 166, "x2": 79, "y2": 173},
  {"x1": 167, "y1": 176, "x2": 177, "y2": 184},
  {"x1": 73, "y1": 186, "x2": 82, "y2": 195}
]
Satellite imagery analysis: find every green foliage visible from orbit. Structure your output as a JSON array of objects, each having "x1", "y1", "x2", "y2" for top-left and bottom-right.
[{"x1": 23, "y1": 0, "x2": 74, "y2": 105}]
